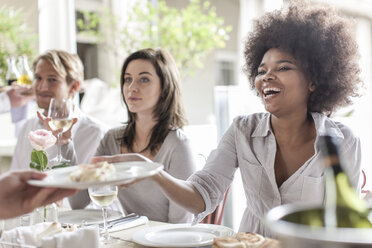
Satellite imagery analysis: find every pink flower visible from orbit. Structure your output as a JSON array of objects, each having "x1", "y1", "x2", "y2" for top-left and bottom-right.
[{"x1": 28, "y1": 129, "x2": 57, "y2": 151}]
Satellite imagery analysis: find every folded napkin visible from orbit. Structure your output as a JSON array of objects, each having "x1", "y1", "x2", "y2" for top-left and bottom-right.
[
  {"x1": 0, "y1": 222, "x2": 99, "y2": 248},
  {"x1": 109, "y1": 216, "x2": 148, "y2": 233}
]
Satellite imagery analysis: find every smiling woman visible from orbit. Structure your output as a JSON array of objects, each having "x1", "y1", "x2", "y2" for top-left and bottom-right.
[
  {"x1": 254, "y1": 48, "x2": 316, "y2": 119},
  {"x1": 108, "y1": 1, "x2": 363, "y2": 238}
]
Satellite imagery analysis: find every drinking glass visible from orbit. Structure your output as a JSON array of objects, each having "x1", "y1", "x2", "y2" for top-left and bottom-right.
[
  {"x1": 88, "y1": 185, "x2": 118, "y2": 244},
  {"x1": 48, "y1": 98, "x2": 74, "y2": 164}
]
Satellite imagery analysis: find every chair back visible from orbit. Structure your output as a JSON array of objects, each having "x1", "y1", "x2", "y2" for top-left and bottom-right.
[
  {"x1": 362, "y1": 169, "x2": 368, "y2": 194},
  {"x1": 201, "y1": 187, "x2": 230, "y2": 225}
]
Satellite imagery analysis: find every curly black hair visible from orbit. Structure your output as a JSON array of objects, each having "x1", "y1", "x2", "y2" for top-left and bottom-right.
[{"x1": 244, "y1": 1, "x2": 362, "y2": 114}]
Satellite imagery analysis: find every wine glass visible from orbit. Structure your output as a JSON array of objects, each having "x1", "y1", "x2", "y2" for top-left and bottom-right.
[
  {"x1": 48, "y1": 98, "x2": 74, "y2": 164},
  {"x1": 88, "y1": 185, "x2": 118, "y2": 244}
]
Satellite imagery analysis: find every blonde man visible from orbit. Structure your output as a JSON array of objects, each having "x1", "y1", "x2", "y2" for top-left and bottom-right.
[{"x1": 11, "y1": 50, "x2": 107, "y2": 170}]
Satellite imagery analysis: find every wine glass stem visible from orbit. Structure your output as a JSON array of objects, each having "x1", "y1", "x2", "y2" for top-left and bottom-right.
[
  {"x1": 102, "y1": 207, "x2": 109, "y2": 240},
  {"x1": 56, "y1": 132, "x2": 62, "y2": 162}
]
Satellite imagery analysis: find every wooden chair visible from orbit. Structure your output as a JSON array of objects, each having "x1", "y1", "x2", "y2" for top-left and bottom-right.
[{"x1": 201, "y1": 187, "x2": 230, "y2": 225}]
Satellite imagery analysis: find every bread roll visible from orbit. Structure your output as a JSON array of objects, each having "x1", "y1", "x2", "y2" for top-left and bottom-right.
[
  {"x1": 236, "y1": 232, "x2": 265, "y2": 248},
  {"x1": 212, "y1": 232, "x2": 265, "y2": 248},
  {"x1": 212, "y1": 236, "x2": 245, "y2": 248},
  {"x1": 70, "y1": 161, "x2": 116, "y2": 182}
]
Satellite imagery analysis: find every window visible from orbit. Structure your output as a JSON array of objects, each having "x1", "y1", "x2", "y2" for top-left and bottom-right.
[{"x1": 215, "y1": 51, "x2": 237, "y2": 86}]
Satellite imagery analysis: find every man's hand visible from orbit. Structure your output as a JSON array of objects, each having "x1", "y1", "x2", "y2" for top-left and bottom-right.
[
  {"x1": 37, "y1": 111, "x2": 78, "y2": 145},
  {"x1": 0, "y1": 170, "x2": 77, "y2": 219}
]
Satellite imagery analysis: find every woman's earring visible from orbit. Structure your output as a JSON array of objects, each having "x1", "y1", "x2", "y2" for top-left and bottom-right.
[{"x1": 309, "y1": 82, "x2": 316, "y2": 92}]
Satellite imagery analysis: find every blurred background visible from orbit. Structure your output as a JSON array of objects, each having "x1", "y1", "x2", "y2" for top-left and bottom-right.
[{"x1": 1, "y1": 0, "x2": 372, "y2": 230}]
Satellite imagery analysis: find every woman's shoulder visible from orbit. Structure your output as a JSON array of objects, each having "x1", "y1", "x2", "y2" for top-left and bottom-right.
[
  {"x1": 232, "y1": 112, "x2": 270, "y2": 132},
  {"x1": 166, "y1": 128, "x2": 189, "y2": 143},
  {"x1": 102, "y1": 125, "x2": 127, "y2": 140},
  {"x1": 233, "y1": 112, "x2": 269, "y2": 123}
]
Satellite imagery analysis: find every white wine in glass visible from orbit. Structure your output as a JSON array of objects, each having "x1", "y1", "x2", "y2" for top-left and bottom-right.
[
  {"x1": 88, "y1": 185, "x2": 118, "y2": 244},
  {"x1": 49, "y1": 119, "x2": 74, "y2": 133},
  {"x1": 48, "y1": 98, "x2": 74, "y2": 165}
]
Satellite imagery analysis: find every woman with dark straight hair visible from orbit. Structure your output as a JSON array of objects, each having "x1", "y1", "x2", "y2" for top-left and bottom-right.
[{"x1": 69, "y1": 48, "x2": 196, "y2": 223}]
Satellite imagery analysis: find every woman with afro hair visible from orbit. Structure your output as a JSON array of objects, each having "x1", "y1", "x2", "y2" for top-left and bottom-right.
[{"x1": 96, "y1": 2, "x2": 362, "y2": 236}]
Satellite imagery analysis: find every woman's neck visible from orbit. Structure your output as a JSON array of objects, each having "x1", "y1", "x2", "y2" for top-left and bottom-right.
[
  {"x1": 134, "y1": 114, "x2": 157, "y2": 147},
  {"x1": 271, "y1": 112, "x2": 315, "y2": 146}
]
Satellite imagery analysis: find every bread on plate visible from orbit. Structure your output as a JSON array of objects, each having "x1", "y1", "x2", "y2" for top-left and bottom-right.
[
  {"x1": 69, "y1": 161, "x2": 116, "y2": 182},
  {"x1": 212, "y1": 232, "x2": 265, "y2": 248}
]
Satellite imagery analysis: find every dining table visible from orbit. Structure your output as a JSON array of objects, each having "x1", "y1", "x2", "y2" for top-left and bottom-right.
[{"x1": 103, "y1": 220, "x2": 281, "y2": 248}]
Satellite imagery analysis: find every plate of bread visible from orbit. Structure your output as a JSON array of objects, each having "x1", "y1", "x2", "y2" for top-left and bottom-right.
[
  {"x1": 132, "y1": 223, "x2": 235, "y2": 247},
  {"x1": 28, "y1": 161, "x2": 163, "y2": 189}
]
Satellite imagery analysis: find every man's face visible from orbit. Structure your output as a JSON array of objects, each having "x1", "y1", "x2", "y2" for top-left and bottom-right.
[{"x1": 33, "y1": 59, "x2": 73, "y2": 112}]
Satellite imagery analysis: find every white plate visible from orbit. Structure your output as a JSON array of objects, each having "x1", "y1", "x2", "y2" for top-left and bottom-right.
[
  {"x1": 27, "y1": 161, "x2": 163, "y2": 189},
  {"x1": 132, "y1": 223, "x2": 235, "y2": 247},
  {"x1": 58, "y1": 209, "x2": 122, "y2": 225}
]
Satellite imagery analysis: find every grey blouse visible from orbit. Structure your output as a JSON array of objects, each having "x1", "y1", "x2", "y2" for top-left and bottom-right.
[
  {"x1": 69, "y1": 126, "x2": 196, "y2": 223},
  {"x1": 188, "y1": 112, "x2": 361, "y2": 237}
]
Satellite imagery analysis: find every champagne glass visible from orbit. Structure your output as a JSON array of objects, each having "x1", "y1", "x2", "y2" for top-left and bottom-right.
[
  {"x1": 88, "y1": 185, "x2": 118, "y2": 244},
  {"x1": 48, "y1": 98, "x2": 74, "y2": 164}
]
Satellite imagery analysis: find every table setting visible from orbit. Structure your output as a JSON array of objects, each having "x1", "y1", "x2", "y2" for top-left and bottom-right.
[
  {"x1": 0, "y1": 221, "x2": 99, "y2": 248},
  {"x1": 0, "y1": 207, "x2": 150, "y2": 247},
  {"x1": 4, "y1": 127, "x2": 282, "y2": 248},
  {"x1": 0, "y1": 153, "x2": 282, "y2": 248},
  {"x1": 0, "y1": 134, "x2": 283, "y2": 248},
  {"x1": 0, "y1": 156, "x2": 164, "y2": 247}
]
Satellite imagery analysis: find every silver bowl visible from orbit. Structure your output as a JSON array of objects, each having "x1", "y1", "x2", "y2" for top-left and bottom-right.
[{"x1": 265, "y1": 203, "x2": 372, "y2": 248}]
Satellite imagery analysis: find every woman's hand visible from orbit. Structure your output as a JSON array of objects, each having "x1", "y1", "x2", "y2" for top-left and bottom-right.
[{"x1": 37, "y1": 111, "x2": 78, "y2": 145}]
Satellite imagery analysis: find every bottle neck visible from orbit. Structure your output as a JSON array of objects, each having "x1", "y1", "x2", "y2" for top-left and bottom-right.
[
  {"x1": 324, "y1": 153, "x2": 343, "y2": 173},
  {"x1": 6, "y1": 57, "x2": 20, "y2": 79},
  {"x1": 330, "y1": 163, "x2": 342, "y2": 175}
]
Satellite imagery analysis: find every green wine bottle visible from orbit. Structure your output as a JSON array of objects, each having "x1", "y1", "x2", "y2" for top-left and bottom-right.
[{"x1": 320, "y1": 135, "x2": 372, "y2": 228}]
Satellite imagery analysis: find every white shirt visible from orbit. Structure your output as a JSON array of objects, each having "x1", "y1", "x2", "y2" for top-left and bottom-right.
[
  {"x1": 10, "y1": 108, "x2": 108, "y2": 170},
  {"x1": 0, "y1": 92, "x2": 11, "y2": 114},
  {"x1": 188, "y1": 112, "x2": 361, "y2": 237}
]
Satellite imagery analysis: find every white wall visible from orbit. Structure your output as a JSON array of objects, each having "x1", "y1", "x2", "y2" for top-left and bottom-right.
[{"x1": 38, "y1": 0, "x2": 77, "y2": 53}]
